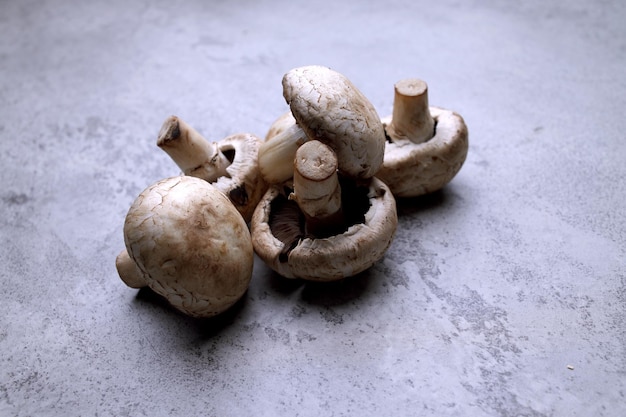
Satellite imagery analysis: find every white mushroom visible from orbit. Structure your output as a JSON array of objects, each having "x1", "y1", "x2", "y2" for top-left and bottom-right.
[
  {"x1": 258, "y1": 65, "x2": 386, "y2": 184},
  {"x1": 264, "y1": 111, "x2": 296, "y2": 142},
  {"x1": 115, "y1": 176, "x2": 253, "y2": 318},
  {"x1": 157, "y1": 115, "x2": 267, "y2": 222},
  {"x1": 384, "y1": 79, "x2": 435, "y2": 144},
  {"x1": 378, "y1": 78, "x2": 469, "y2": 197},
  {"x1": 251, "y1": 140, "x2": 397, "y2": 281}
]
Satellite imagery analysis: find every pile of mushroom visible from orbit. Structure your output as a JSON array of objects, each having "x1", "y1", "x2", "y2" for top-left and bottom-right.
[{"x1": 115, "y1": 65, "x2": 468, "y2": 317}]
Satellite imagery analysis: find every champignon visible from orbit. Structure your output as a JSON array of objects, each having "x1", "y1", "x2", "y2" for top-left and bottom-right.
[
  {"x1": 115, "y1": 176, "x2": 253, "y2": 318},
  {"x1": 377, "y1": 78, "x2": 469, "y2": 197},
  {"x1": 258, "y1": 65, "x2": 386, "y2": 184},
  {"x1": 264, "y1": 111, "x2": 296, "y2": 142},
  {"x1": 251, "y1": 140, "x2": 397, "y2": 281},
  {"x1": 157, "y1": 115, "x2": 266, "y2": 222}
]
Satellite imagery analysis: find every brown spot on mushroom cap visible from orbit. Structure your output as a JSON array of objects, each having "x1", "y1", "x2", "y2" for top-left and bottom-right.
[
  {"x1": 251, "y1": 177, "x2": 397, "y2": 281},
  {"x1": 282, "y1": 65, "x2": 386, "y2": 179},
  {"x1": 379, "y1": 107, "x2": 469, "y2": 197},
  {"x1": 122, "y1": 176, "x2": 253, "y2": 317}
]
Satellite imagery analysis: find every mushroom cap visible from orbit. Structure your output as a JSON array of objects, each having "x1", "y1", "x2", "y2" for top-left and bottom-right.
[
  {"x1": 264, "y1": 111, "x2": 296, "y2": 141},
  {"x1": 122, "y1": 176, "x2": 253, "y2": 317},
  {"x1": 251, "y1": 177, "x2": 397, "y2": 281},
  {"x1": 211, "y1": 133, "x2": 267, "y2": 223},
  {"x1": 282, "y1": 65, "x2": 386, "y2": 179},
  {"x1": 378, "y1": 107, "x2": 469, "y2": 197}
]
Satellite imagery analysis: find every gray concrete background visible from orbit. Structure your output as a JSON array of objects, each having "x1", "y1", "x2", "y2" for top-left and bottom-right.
[{"x1": 1, "y1": 0, "x2": 625, "y2": 416}]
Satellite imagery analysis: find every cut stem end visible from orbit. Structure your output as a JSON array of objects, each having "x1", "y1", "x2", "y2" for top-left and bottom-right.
[
  {"x1": 386, "y1": 78, "x2": 435, "y2": 144},
  {"x1": 290, "y1": 140, "x2": 344, "y2": 238},
  {"x1": 157, "y1": 116, "x2": 230, "y2": 182}
]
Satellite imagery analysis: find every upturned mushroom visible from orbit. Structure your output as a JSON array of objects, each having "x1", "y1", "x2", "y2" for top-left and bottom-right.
[
  {"x1": 116, "y1": 176, "x2": 254, "y2": 318},
  {"x1": 251, "y1": 140, "x2": 397, "y2": 281},
  {"x1": 258, "y1": 65, "x2": 386, "y2": 184},
  {"x1": 157, "y1": 115, "x2": 266, "y2": 222},
  {"x1": 377, "y1": 78, "x2": 469, "y2": 197}
]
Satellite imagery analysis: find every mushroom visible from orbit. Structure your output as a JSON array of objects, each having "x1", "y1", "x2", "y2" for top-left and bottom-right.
[
  {"x1": 264, "y1": 111, "x2": 296, "y2": 142},
  {"x1": 157, "y1": 115, "x2": 266, "y2": 222},
  {"x1": 251, "y1": 140, "x2": 397, "y2": 281},
  {"x1": 115, "y1": 176, "x2": 254, "y2": 318},
  {"x1": 377, "y1": 78, "x2": 469, "y2": 197},
  {"x1": 258, "y1": 65, "x2": 386, "y2": 184}
]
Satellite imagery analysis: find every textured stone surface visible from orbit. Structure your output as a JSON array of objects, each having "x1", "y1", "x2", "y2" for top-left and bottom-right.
[{"x1": 1, "y1": 0, "x2": 625, "y2": 416}]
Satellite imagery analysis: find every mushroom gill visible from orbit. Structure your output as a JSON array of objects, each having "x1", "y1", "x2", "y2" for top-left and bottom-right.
[{"x1": 267, "y1": 178, "x2": 371, "y2": 262}]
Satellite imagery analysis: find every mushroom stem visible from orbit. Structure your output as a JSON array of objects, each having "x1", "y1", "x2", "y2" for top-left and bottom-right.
[
  {"x1": 157, "y1": 116, "x2": 231, "y2": 182},
  {"x1": 385, "y1": 78, "x2": 435, "y2": 144},
  {"x1": 115, "y1": 249, "x2": 147, "y2": 289},
  {"x1": 289, "y1": 140, "x2": 344, "y2": 238},
  {"x1": 258, "y1": 122, "x2": 309, "y2": 184}
]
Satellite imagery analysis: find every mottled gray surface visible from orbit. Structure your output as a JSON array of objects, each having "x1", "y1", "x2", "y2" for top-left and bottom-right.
[{"x1": 1, "y1": 0, "x2": 625, "y2": 416}]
